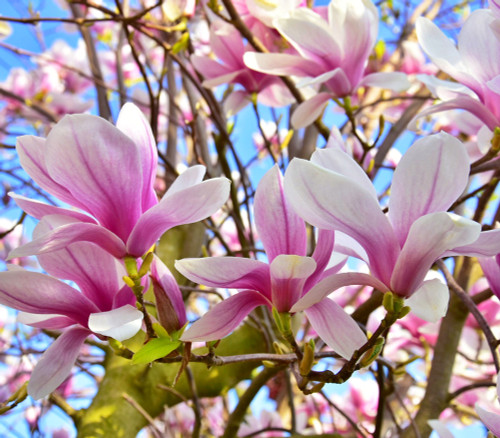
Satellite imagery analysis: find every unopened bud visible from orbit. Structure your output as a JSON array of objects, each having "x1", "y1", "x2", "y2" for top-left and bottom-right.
[
  {"x1": 360, "y1": 337, "x2": 384, "y2": 368},
  {"x1": 299, "y1": 340, "x2": 315, "y2": 376},
  {"x1": 138, "y1": 252, "x2": 154, "y2": 278}
]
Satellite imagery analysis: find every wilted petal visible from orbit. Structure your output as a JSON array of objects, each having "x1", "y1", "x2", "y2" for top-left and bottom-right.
[
  {"x1": 291, "y1": 272, "x2": 389, "y2": 312},
  {"x1": 254, "y1": 165, "x2": 306, "y2": 261},
  {"x1": 304, "y1": 298, "x2": 366, "y2": 359},
  {"x1": 388, "y1": 132, "x2": 470, "y2": 245},
  {"x1": 175, "y1": 257, "x2": 271, "y2": 298},
  {"x1": 180, "y1": 290, "x2": 270, "y2": 342},
  {"x1": 116, "y1": 103, "x2": 158, "y2": 211},
  {"x1": 44, "y1": 113, "x2": 143, "y2": 240},
  {"x1": 390, "y1": 212, "x2": 480, "y2": 296},
  {"x1": 0, "y1": 270, "x2": 98, "y2": 326},
  {"x1": 28, "y1": 326, "x2": 89, "y2": 400},
  {"x1": 405, "y1": 279, "x2": 449, "y2": 323},
  {"x1": 127, "y1": 177, "x2": 230, "y2": 256},
  {"x1": 270, "y1": 255, "x2": 316, "y2": 312},
  {"x1": 284, "y1": 158, "x2": 399, "y2": 284},
  {"x1": 88, "y1": 305, "x2": 143, "y2": 341}
]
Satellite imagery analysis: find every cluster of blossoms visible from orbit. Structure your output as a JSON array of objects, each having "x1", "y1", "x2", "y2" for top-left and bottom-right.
[{"x1": 3, "y1": 0, "x2": 500, "y2": 436}]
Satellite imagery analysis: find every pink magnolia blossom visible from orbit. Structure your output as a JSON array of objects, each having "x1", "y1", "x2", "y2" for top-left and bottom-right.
[
  {"x1": 284, "y1": 132, "x2": 500, "y2": 320},
  {"x1": 0, "y1": 242, "x2": 143, "y2": 399},
  {"x1": 176, "y1": 165, "x2": 366, "y2": 359},
  {"x1": 243, "y1": 0, "x2": 409, "y2": 128},
  {"x1": 416, "y1": 9, "x2": 500, "y2": 130},
  {"x1": 9, "y1": 103, "x2": 230, "y2": 259},
  {"x1": 191, "y1": 20, "x2": 293, "y2": 116}
]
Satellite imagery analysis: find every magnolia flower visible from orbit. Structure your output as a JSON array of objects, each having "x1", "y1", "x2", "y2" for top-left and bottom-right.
[
  {"x1": 9, "y1": 103, "x2": 230, "y2": 260},
  {"x1": 284, "y1": 132, "x2": 500, "y2": 321},
  {"x1": 176, "y1": 165, "x2": 366, "y2": 359},
  {"x1": 0, "y1": 242, "x2": 143, "y2": 399},
  {"x1": 243, "y1": 0, "x2": 409, "y2": 128},
  {"x1": 191, "y1": 21, "x2": 292, "y2": 116},
  {"x1": 416, "y1": 9, "x2": 500, "y2": 130}
]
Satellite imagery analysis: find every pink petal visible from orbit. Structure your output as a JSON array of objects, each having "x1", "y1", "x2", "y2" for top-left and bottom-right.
[
  {"x1": 310, "y1": 147, "x2": 379, "y2": 200},
  {"x1": 284, "y1": 158, "x2": 399, "y2": 285},
  {"x1": 254, "y1": 165, "x2": 306, "y2": 261},
  {"x1": 270, "y1": 255, "x2": 316, "y2": 312},
  {"x1": 28, "y1": 326, "x2": 89, "y2": 399},
  {"x1": 304, "y1": 298, "x2": 367, "y2": 359},
  {"x1": 10, "y1": 193, "x2": 95, "y2": 223},
  {"x1": 243, "y1": 52, "x2": 321, "y2": 77},
  {"x1": 291, "y1": 272, "x2": 389, "y2": 313},
  {"x1": 44, "y1": 113, "x2": 144, "y2": 241},
  {"x1": 388, "y1": 132, "x2": 470, "y2": 245},
  {"x1": 275, "y1": 10, "x2": 341, "y2": 64},
  {"x1": 390, "y1": 212, "x2": 480, "y2": 296},
  {"x1": 37, "y1": 242, "x2": 126, "y2": 311},
  {"x1": 116, "y1": 103, "x2": 158, "y2": 212},
  {"x1": 167, "y1": 165, "x2": 206, "y2": 195},
  {"x1": 17, "y1": 312, "x2": 74, "y2": 329},
  {"x1": 175, "y1": 257, "x2": 271, "y2": 298},
  {"x1": 180, "y1": 290, "x2": 271, "y2": 342},
  {"x1": 479, "y1": 256, "x2": 500, "y2": 299},
  {"x1": 291, "y1": 92, "x2": 331, "y2": 129},
  {"x1": 448, "y1": 229, "x2": 500, "y2": 257},
  {"x1": 414, "y1": 96, "x2": 500, "y2": 131},
  {"x1": 0, "y1": 270, "x2": 98, "y2": 326},
  {"x1": 16, "y1": 136, "x2": 86, "y2": 210},
  {"x1": 476, "y1": 404, "x2": 500, "y2": 437},
  {"x1": 8, "y1": 219, "x2": 127, "y2": 260},
  {"x1": 126, "y1": 177, "x2": 230, "y2": 256}
]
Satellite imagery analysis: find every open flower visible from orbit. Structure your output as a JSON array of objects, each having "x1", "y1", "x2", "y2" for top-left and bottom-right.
[
  {"x1": 176, "y1": 165, "x2": 366, "y2": 359},
  {"x1": 9, "y1": 103, "x2": 230, "y2": 259},
  {"x1": 416, "y1": 9, "x2": 500, "y2": 130},
  {"x1": 284, "y1": 132, "x2": 500, "y2": 320},
  {"x1": 243, "y1": 0, "x2": 409, "y2": 128},
  {"x1": 0, "y1": 241, "x2": 143, "y2": 399}
]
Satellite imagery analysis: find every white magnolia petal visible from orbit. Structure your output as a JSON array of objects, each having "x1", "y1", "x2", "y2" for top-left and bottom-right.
[
  {"x1": 405, "y1": 279, "x2": 449, "y2": 323},
  {"x1": 88, "y1": 305, "x2": 143, "y2": 341}
]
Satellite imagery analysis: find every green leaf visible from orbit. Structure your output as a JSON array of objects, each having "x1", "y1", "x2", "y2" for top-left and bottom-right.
[{"x1": 132, "y1": 338, "x2": 181, "y2": 365}]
